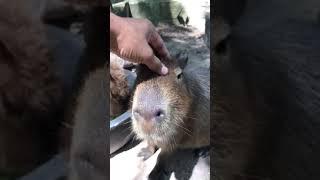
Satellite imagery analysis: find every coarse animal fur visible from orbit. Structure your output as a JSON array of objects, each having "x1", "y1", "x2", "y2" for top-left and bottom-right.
[
  {"x1": 0, "y1": 0, "x2": 62, "y2": 175},
  {"x1": 110, "y1": 54, "x2": 130, "y2": 119},
  {"x1": 68, "y1": 63, "x2": 108, "y2": 180},
  {"x1": 66, "y1": 6, "x2": 108, "y2": 180},
  {"x1": 212, "y1": 8, "x2": 320, "y2": 179},
  {"x1": 131, "y1": 51, "x2": 210, "y2": 153}
]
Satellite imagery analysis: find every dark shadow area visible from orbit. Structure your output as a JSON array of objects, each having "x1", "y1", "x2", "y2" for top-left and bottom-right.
[
  {"x1": 149, "y1": 147, "x2": 210, "y2": 180},
  {"x1": 214, "y1": 0, "x2": 246, "y2": 25}
]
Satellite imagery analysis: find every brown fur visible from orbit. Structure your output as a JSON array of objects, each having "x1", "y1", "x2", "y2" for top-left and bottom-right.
[
  {"x1": 68, "y1": 64, "x2": 108, "y2": 180},
  {"x1": 0, "y1": 0, "x2": 62, "y2": 175},
  {"x1": 66, "y1": 6, "x2": 107, "y2": 180},
  {"x1": 110, "y1": 54, "x2": 130, "y2": 118},
  {"x1": 131, "y1": 53, "x2": 210, "y2": 153}
]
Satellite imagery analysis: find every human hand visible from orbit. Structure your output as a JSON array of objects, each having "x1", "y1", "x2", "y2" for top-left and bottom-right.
[
  {"x1": 110, "y1": 13, "x2": 170, "y2": 75},
  {"x1": 110, "y1": 141, "x2": 161, "y2": 180}
]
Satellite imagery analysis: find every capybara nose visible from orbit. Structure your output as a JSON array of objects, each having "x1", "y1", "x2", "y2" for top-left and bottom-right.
[{"x1": 133, "y1": 108, "x2": 166, "y2": 122}]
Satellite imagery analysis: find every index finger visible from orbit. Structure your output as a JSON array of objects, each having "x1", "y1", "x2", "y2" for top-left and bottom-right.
[
  {"x1": 144, "y1": 54, "x2": 168, "y2": 75},
  {"x1": 148, "y1": 30, "x2": 170, "y2": 59}
]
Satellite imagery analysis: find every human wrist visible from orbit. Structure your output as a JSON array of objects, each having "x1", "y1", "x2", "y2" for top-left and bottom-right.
[
  {"x1": 110, "y1": 13, "x2": 124, "y2": 51},
  {"x1": 110, "y1": 13, "x2": 123, "y2": 36}
]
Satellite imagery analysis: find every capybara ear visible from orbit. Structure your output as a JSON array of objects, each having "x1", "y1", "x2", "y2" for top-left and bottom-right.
[
  {"x1": 213, "y1": 16, "x2": 231, "y2": 55},
  {"x1": 174, "y1": 66, "x2": 183, "y2": 78},
  {"x1": 123, "y1": 2, "x2": 133, "y2": 18},
  {"x1": 175, "y1": 50, "x2": 189, "y2": 70}
]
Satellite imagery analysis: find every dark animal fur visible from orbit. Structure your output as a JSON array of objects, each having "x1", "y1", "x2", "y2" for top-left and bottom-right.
[
  {"x1": 0, "y1": 0, "x2": 62, "y2": 175},
  {"x1": 213, "y1": 8, "x2": 320, "y2": 180},
  {"x1": 66, "y1": 6, "x2": 108, "y2": 180},
  {"x1": 110, "y1": 55, "x2": 130, "y2": 118},
  {"x1": 63, "y1": 0, "x2": 107, "y2": 7},
  {"x1": 68, "y1": 64, "x2": 108, "y2": 180}
]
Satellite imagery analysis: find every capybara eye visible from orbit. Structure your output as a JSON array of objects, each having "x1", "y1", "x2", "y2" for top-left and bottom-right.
[{"x1": 155, "y1": 110, "x2": 165, "y2": 118}]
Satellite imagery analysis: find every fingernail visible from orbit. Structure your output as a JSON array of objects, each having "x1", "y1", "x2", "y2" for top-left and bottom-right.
[{"x1": 161, "y1": 66, "x2": 168, "y2": 75}]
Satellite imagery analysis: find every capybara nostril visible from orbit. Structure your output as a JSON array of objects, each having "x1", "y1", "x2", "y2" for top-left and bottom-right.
[
  {"x1": 132, "y1": 109, "x2": 141, "y2": 120},
  {"x1": 133, "y1": 107, "x2": 166, "y2": 122}
]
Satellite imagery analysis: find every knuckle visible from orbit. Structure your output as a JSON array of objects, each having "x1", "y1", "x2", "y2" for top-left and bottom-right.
[
  {"x1": 144, "y1": 19, "x2": 152, "y2": 26},
  {"x1": 143, "y1": 19, "x2": 154, "y2": 30},
  {"x1": 154, "y1": 40, "x2": 163, "y2": 49},
  {"x1": 143, "y1": 51, "x2": 154, "y2": 61}
]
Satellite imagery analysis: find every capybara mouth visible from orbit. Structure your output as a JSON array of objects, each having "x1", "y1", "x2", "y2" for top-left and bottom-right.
[{"x1": 139, "y1": 120, "x2": 156, "y2": 135}]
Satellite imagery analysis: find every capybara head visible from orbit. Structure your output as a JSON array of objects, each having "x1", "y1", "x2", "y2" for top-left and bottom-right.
[{"x1": 131, "y1": 51, "x2": 191, "y2": 150}]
